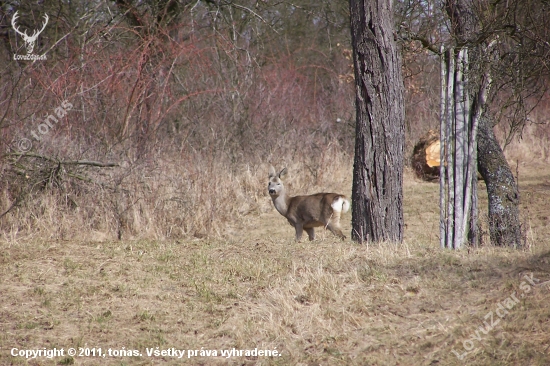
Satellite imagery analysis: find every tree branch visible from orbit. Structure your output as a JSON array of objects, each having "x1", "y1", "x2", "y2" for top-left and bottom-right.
[
  {"x1": 6, "y1": 152, "x2": 119, "y2": 167},
  {"x1": 398, "y1": 27, "x2": 441, "y2": 55}
]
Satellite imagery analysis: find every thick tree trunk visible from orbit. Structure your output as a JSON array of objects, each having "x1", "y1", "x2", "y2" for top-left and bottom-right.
[
  {"x1": 349, "y1": 0, "x2": 405, "y2": 243},
  {"x1": 477, "y1": 117, "x2": 522, "y2": 247}
]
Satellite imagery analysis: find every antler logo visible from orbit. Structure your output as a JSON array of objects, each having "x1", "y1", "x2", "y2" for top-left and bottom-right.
[{"x1": 11, "y1": 11, "x2": 49, "y2": 56}]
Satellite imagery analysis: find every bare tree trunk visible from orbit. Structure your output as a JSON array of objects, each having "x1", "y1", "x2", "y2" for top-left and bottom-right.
[
  {"x1": 453, "y1": 48, "x2": 468, "y2": 248},
  {"x1": 477, "y1": 116, "x2": 521, "y2": 247},
  {"x1": 440, "y1": 45, "x2": 480, "y2": 250},
  {"x1": 443, "y1": 48, "x2": 456, "y2": 248},
  {"x1": 349, "y1": 0, "x2": 405, "y2": 243},
  {"x1": 439, "y1": 46, "x2": 448, "y2": 249},
  {"x1": 445, "y1": 0, "x2": 522, "y2": 248}
]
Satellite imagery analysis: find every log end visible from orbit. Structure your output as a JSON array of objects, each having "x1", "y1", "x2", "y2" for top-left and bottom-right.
[{"x1": 411, "y1": 130, "x2": 440, "y2": 182}]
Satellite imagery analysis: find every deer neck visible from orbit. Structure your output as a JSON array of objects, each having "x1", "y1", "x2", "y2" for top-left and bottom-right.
[{"x1": 272, "y1": 191, "x2": 291, "y2": 217}]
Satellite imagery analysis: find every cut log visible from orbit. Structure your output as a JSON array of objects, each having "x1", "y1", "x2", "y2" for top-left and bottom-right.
[
  {"x1": 426, "y1": 140, "x2": 440, "y2": 167},
  {"x1": 411, "y1": 129, "x2": 440, "y2": 181}
]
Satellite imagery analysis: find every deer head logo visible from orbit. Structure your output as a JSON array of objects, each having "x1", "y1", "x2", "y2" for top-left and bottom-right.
[{"x1": 11, "y1": 11, "x2": 49, "y2": 54}]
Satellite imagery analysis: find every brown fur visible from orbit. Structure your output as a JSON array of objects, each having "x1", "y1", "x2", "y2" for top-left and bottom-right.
[{"x1": 268, "y1": 166, "x2": 349, "y2": 241}]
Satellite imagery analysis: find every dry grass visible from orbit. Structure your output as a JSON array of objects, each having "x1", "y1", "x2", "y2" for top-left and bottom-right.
[
  {"x1": 2, "y1": 5, "x2": 548, "y2": 363},
  {"x1": 0, "y1": 141, "x2": 352, "y2": 243},
  {"x1": 1, "y1": 160, "x2": 549, "y2": 365}
]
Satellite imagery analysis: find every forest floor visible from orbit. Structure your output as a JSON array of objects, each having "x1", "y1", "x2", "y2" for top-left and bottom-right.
[{"x1": 1, "y1": 162, "x2": 549, "y2": 365}]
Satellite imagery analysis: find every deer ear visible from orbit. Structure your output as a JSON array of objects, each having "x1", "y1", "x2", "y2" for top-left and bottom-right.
[
  {"x1": 268, "y1": 165, "x2": 276, "y2": 178},
  {"x1": 279, "y1": 168, "x2": 287, "y2": 178}
]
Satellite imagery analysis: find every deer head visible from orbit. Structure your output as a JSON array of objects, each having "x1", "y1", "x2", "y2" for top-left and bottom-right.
[{"x1": 12, "y1": 11, "x2": 49, "y2": 54}]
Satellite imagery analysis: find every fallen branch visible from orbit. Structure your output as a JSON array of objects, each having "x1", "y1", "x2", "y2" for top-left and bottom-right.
[
  {"x1": 6, "y1": 152, "x2": 118, "y2": 167},
  {"x1": 61, "y1": 160, "x2": 118, "y2": 167}
]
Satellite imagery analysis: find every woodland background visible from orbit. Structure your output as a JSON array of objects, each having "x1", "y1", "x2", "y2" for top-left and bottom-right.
[
  {"x1": 0, "y1": 0, "x2": 548, "y2": 241},
  {"x1": 1, "y1": 2, "x2": 550, "y2": 365}
]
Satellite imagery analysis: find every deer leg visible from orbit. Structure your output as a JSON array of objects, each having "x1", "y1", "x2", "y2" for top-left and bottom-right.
[
  {"x1": 305, "y1": 228, "x2": 315, "y2": 241},
  {"x1": 327, "y1": 223, "x2": 346, "y2": 240},
  {"x1": 294, "y1": 224, "x2": 304, "y2": 241}
]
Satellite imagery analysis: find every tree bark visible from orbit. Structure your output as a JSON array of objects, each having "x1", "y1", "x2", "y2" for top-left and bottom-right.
[
  {"x1": 446, "y1": 0, "x2": 522, "y2": 248},
  {"x1": 477, "y1": 117, "x2": 521, "y2": 247},
  {"x1": 349, "y1": 0, "x2": 405, "y2": 243}
]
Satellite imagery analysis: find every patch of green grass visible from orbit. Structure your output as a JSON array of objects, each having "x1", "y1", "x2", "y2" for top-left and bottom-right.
[
  {"x1": 96, "y1": 310, "x2": 112, "y2": 324},
  {"x1": 58, "y1": 357, "x2": 74, "y2": 365},
  {"x1": 358, "y1": 265, "x2": 386, "y2": 283},
  {"x1": 18, "y1": 322, "x2": 39, "y2": 329},
  {"x1": 33, "y1": 286, "x2": 46, "y2": 296},
  {"x1": 63, "y1": 258, "x2": 80, "y2": 274},
  {"x1": 137, "y1": 310, "x2": 155, "y2": 322}
]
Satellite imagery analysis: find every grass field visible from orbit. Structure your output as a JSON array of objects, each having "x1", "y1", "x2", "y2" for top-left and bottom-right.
[{"x1": 1, "y1": 163, "x2": 549, "y2": 365}]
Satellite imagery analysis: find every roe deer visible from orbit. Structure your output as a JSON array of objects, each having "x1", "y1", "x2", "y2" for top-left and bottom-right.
[{"x1": 268, "y1": 166, "x2": 350, "y2": 241}]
